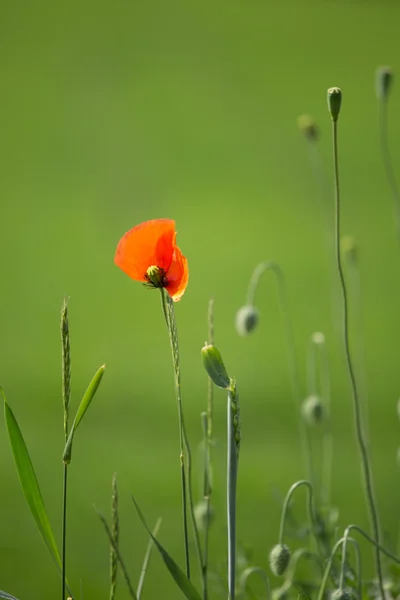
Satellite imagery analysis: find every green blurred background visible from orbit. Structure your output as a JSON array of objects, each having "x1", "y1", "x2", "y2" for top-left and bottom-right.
[{"x1": 1, "y1": 0, "x2": 400, "y2": 597}]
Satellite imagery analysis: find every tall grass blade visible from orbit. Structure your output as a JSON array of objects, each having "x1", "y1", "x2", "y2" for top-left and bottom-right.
[
  {"x1": 95, "y1": 507, "x2": 137, "y2": 600},
  {"x1": 63, "y1": 364, "x2": 106, "y2": 463},
  {"x1": 137, "y1": 517, "x2": 162, "y2": 599},
  {"x1": 110, "y1": 473, "x2": 119, "y2": 600},
  {"x1": 131, "y1": 494, "x2": 202, "y2": 600},
  {"x1": 2, "y1": 389, "x2": 61, "y2": 569}
]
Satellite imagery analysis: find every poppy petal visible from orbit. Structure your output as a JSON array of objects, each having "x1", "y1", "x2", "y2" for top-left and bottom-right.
[
  {"x1": 114, "y1": 219, "x2": 175, "y2": 281},
  {"x1": 165, "y1": 246, "x2": 189, "y2": 302}
]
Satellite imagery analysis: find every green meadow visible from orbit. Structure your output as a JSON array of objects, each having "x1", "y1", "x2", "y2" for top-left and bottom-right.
[{"x1": 1, "y1": 0, "x2": 400, "y2": 598}]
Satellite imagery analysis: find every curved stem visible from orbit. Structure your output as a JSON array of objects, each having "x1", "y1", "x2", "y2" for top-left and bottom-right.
[
  {"x1": 317, "y1": 537, "x2": 361, "y2": 600},
  {"x1": 339, "y1": 530, "x2": 362, "y2": 599},
  {"x1": 278, "y1": 480, "x2": 318, "y2": 546},
  {"x1": 246, "y1": 262, "x2": 314, "y2": 484},
  {"x1": 331, "y1": 119, "x2": 384, "y2": 598},
  {"x1": 344, "y1": 524, "x2": 400, "y2": 564},
  {"x1": 379, "y1": 99, "x2": 400, "y2": 244}
]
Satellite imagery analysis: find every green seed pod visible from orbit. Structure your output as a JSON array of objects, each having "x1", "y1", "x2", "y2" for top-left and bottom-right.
[
  {"x1": 201, "y1": 343, "x2": 231, "y2": 389},
  {"x1": 376, "y1": 66, "x2": 393, "y2": 101},
  {"x1": 297, "y1": 114, "x2": 319, "y2": 142},
  {"x1": 235, "y1": 304, "x2": 259, "y2": 336},
  {"x1": 331, "y1": 588, "x2": 356, "y2": 600},
  {"x1": 194, "y1": 500, "x2": 214, "y2": 532},
  {"x1": 269, "y1": 543, "x2": 291, "y2": 576},
  {"x1": 145, "y1": 264, "x2": 166, "y2": 288},
  {"x1": 302, "y1": 395, "x2": 325, "y2": 425},
  {"x1": 327, "y1": 87, "x2": 342, "y2": 122}
]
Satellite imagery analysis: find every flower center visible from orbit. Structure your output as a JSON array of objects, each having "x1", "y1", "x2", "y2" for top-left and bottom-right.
[{"x1": 145, "y1": 265, "x2": 168, "y2": 288}]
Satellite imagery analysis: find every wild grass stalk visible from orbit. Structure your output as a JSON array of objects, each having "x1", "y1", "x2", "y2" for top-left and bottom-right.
[
  {"x1": 160, "y1": 289, "x2": 204, "y2": 587},
  {"x1": 227, "y1": 379, "x2": 240, "y2": 600},
  {"x1": 110, "y1": 473, "x2": 119, "y2": 600},
  {"x1": 60, "y1": 298, "x2": 71, "y2": 600},
  {"x1": 136, "y1": 518, "x2": 162, "y2": 599},
  {"x1": 316, "y1": 536, "x2": 361, "y2": 600},
  {"x1": 327, "y1": 86, "x2": 384, "y2": 598},
  {"x1": 203, "y1": 297, "x2": 215, "y2": 600}
]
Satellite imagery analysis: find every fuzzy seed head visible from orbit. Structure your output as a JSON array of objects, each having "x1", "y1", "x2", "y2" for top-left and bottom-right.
[
  {"x1": 235, "y1": 304, "x2": 259, "y2": 336},
  {"x1": 298, "y1": 114, "x2": 319, "y2": 141},
  {"x1": 302, "y1": 395, "x2": 325, "y2": 425},
  {"x1": 269, "y1": 543, "x2": 291, "y2": 576},
  {"x1": 376, "y1": 66, "x2": 393, "y2": 100},
  {"x1": 327, "y1": 87, "x2": 342, "y2": 122}
]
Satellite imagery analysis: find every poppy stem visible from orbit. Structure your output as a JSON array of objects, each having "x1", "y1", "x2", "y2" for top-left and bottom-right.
[
  {"x1": 160, "y1": 290, "x2": 204, "y2": 586},
  {"x1": 378, "y1": 91, "x2": 400, "y2": 244},
  {"x1": 245, "y1": 261, "x2": 314, "y2": 487},
  {"x1": 330, "y1": 112, "x2": 384, "y2": 598}
]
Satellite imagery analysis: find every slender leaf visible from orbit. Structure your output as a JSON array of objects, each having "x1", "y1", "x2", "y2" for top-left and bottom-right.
[
  {"x1": 131, "y1": 495, "x2": 202, "y2": 600},
  {"x1": 63, "y1": 364, "x2": 106, "y2": 463},
  {"x1": 137, "y1": 517, "x2": 162, "y2": 599},
  {"x1": 0, "y1": 591, "x2": 20, "y2": 600},
  {"x1": 2, "y1": 388, "x2": 61, "y2": 568}
]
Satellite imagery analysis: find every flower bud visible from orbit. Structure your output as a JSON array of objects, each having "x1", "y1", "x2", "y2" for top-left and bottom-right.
[
  {"x1": 297, "y1": 115, "x2": 319, "y2": 142},
  {"x1": 235, "y1": 305, "x2": 259, "y2": 336},
  {"x1": 201, "y1": 343, "x2": 231, "y2": 389},
  {"x1": 194, "y1": 500, "x2": 214, "y2": 531},
  {"x1": 269, "y1": 543, "x2": 291, "y2": 576},
  {"x1": 376, "y1": 66, "x2": 393, "y2": 101},
  {"x1": 327, "y1": 87, "x2": 342, "y2": 122},
  {"x1": 302, "y1": 395, "x2": 325, "y2": 425}
]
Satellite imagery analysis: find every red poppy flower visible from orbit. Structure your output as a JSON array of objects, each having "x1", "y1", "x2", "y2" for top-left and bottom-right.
[{"x1": 114, "y1": 219, "x2": 189, "y2": 302}]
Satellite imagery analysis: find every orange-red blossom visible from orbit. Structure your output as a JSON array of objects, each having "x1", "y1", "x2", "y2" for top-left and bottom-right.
[{"x1": 114, "y1": 219, "x2": 188, "y2": 302}]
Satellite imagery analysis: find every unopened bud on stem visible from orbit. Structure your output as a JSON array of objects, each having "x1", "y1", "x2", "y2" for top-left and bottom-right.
[
  {"x1": 201, "y1": 343, "x2": 231, "y2": 389},
  {"x1": 327, "y1": 87, "x2": 342, "y2": 122},
  {"x1": 376, "y1": 66, "x2": 393, "y2": 101},
  {"x1": 269, "y1": 543, "x2": 291, "y2": 576},
  {"x1": 235, "y1": 305, "x2": 259, "y2": 336}
]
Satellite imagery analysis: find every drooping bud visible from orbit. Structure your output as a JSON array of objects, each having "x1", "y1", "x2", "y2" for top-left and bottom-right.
[
  {"x1": 269, "y1": 543, "x2": 291, "y2": 576},
  {"x1": 145, "y1": 265, "x2": 166, "y2": 288},
  {"x1": 235, "y1": 304, "x2": 259, "y2": 336},
  {"x1": 341, "y1": 236, "x2": 357, "y2": 265},
  {"x1": 327, "y1": 87, "x2": 342, "y2": 122},
  {"x1": 297, "y1": 115, "x2": 319, "y2": 142},
  {"x1": 194, "y1": 500, "x2": 214, "y2": 531},
  {"x1": 331, "y1": 588, "x2": 356, "y2": 600},
  {"x1": 376, "y1": 66, "x2": 393, "y2": 101},
  {"x1": 201, "y1": 343, "x2": 231, "y2": 389},
  {"x1": 302, "y1": 395, "x2": 325, "y2": 425}
]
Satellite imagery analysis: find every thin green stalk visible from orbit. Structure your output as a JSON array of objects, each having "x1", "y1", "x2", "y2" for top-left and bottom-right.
[
  {"x1": 60, "y1": 299, "x2": 71, "y2": 600},
  {"x1": 203, "y1": 297, "x2": 215, "y2": 600},
  {"x1": 246, "y1": 262, "x2": 314, "y2": 484},
  {"x1": 160, "y1": 290, "x2": 204, "y2": 587},
  {"x1": 110, "y1": 473, "x2": 119, "y2": 600},
  {"x1": 227, "y1": 381, "x2": 240, "y2": 600},
  {"x1": 96, "y1": 508, "x2": 137, "y2": 600},
  {"x1": 343, "y1": 524, "x2": 400, "y2": 565},
  {"x1": 137, "y1": 518, "x2": 162, "y2": 599},
  {"x1": 379, "y1": 96, "x2": 400, "y2": 244},
  {"x1": 339, "y1": 529, "x2": 362, "y2": 600},
  {"x1": 307, "y1": 333, "x2": 333, "y2": 504},
  {"x1": 278, "y1": 480, "x2": 318, "y2": 547},
  {"x1": 61, "y1": 464, "x2": 68, "y2": 600},
  {"x1": 330, "y1": 114, "x2": 384, "y2": 598},
  {"x1": 316, "y1": 537, "x2": 361, "y2": 600}
]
